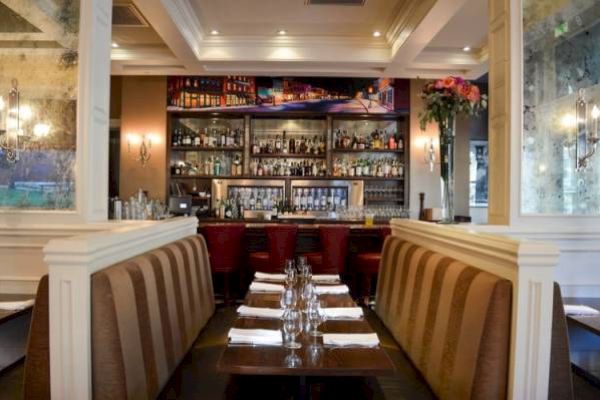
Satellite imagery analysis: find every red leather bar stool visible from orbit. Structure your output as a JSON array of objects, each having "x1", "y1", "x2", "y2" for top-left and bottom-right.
[
  {"x1": 200, "y1": 224, "x2": 246, "y2": 305},
  {"x1": 249, "y1": 224, "x2": 298, "y2": 273},
  {"x1": 304, "y1": 225, "x2": 350, "y2": 275},
  {"x1": 353, "y1": 226, "x2": 391, "y2": 305}
]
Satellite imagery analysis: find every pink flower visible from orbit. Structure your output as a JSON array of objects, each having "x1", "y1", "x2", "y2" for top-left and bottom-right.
[
  {"x1": 455, "y1": 76, "x2": 465, "y2": 86},
  {"x1": 434, "y1": 79, "x2": 444, "y2": 89},
  {"x1": 442, "y1": 77, "x2": 456, "y2": 89},
  {"x1": 467, "y1": 85, "x2": 481, "y2": 102},
  {"x1": 458, "y1": 83, "x2": 471, "y2": 99}
]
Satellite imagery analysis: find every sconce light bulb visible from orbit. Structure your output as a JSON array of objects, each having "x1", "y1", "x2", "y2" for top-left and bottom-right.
[
  {"x1": 33, "y1": 123, "x2": 51, "y2": 138},
  {"x1": 19, "y1": 105, "x2": 33, "y2": 121},
  {"x1": 561, "y1": 113, "x2": 576, "y2": 129},
  {"x1": 592, "y1": 105, "x2": 600, "y2": 120}
]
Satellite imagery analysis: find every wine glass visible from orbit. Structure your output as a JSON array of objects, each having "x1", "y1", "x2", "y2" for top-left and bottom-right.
[
  {"x1": 282, "y1": 309, "x2": 303, "y2": 349},
  {"x1": 284, "y1": 259, "x2": 295, "y2": 275},
  {"x1": 307, "y1": 299, "x2": 327, "y2": 337},
  {"x1": 285, "y1": 266, "x2": 297, "y2": 287},
  {"x1": 280, "y1": 286, "x2": 297, "y2": 310}
]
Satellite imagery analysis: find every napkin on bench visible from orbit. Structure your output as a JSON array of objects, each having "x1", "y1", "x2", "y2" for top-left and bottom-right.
[
  {"x1": 254, "y1": 272, "x2": 287, "y2": 282},
  {"x1": 312, "y1": 274, "x2": 340, "y2": 283},
  {"x1": 321, "y1": 307, "x2": 363, "y2": 320},
  {"x1": 237, "y1": 305, "x2": 284, "y2": 319},
  {"x1": 323, "y1": 333, "x2": 380, "y2": 348},
  {"x1": 228, "y1": 328, "x2": 283, "y2": 346},
  {"x1": 249, "y1": 282, "x2": 285, "y2": 293},
  {"x1": 0, "y1": 299, "x2": 34, "y2": 311},
  {"x1": 564, "y1": 304, "x2": 600, "y2": 316},
  {"x1": 314, "y1": 285, "x2": 349, "y2": 295}
]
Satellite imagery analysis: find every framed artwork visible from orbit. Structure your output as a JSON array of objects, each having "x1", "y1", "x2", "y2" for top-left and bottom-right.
[{"x1": 469, "y1": 140, "x2": 488, "y2": 207}]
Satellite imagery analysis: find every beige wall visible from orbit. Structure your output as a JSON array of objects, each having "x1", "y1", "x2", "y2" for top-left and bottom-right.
[
  {"x1": 120, "y1": 76, "x2": 168, "y2": 200},
  {"x1": 409, "y1": 79, "x2": 442, "y2": 217}
]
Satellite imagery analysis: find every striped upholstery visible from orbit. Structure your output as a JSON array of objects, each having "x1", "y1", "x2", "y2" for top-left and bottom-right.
[
  {"x1": 91, "y1": 234, "x2": 214, "y2": 400},
  {"x1": 375, "y1": 235, "x2": 512, "y2": 400}
]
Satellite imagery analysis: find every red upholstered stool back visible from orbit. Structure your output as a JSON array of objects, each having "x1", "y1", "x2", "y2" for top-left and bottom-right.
[
  {"x1": 201, "y1": 224, "x2": 246, "y2": 273},
  {"x1": 380, "y1": 226, "x2": 392, "y2": 242},
  {"x1": 266, "y1": 224, "x2": 298, "y2": 272},
  {"x1": 316, "y1": 225, "x2": 350, "y2": 274}
]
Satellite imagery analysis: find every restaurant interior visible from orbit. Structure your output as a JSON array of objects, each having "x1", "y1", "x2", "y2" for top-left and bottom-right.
[{"x1": 1, "y1": 0, "x2": 600, "y2": 399}]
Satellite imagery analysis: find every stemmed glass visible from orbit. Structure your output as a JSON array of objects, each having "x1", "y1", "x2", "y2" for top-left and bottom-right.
[
  {"x1": 282, "y1": 309, "x2": 303, "y2": 349},
  {"x1": 284, "y1": 259, "x2": 295, "y2": 275},
  {"x1": 285, "y1": 266, "x2": 297, "y2": 287},
  {"x1": 280, "y1": 285, "x2": 297, "y2": 310},
  {"x1": 307, "y1": 299, "x2": 327, "y2": 337}
]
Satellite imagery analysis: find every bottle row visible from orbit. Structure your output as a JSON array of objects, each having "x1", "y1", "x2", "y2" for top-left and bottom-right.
[
  {"x1": 171, "y1": 154, "x2": 244, "y2": 177},
  {"x1": 334, "y1": 128, "x2": 404, "y2": 150},
  {"x1": 249, "y1": 158, "x2": 327, "y2": 177},
  {"x1": 250, "y1": 132, "x2": 326, "y2": 155},
  {"x1": 290, "y1": 187, "x2": 348, "y2": 212},
  {"x1": 332, "y1": 158, "x2": 404, "y2": 178},
  {"x1": 172, "y1": 127, "x2": 244, "y2": 148}
]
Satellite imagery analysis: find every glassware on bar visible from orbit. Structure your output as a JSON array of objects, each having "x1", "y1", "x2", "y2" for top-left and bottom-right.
[{"x1": 282, "y1": 309, "x2": 303, "y2": 349}]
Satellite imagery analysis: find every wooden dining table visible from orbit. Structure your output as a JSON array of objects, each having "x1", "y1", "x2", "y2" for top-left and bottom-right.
[{"x1": 217, "y1": 284, "x2": 395, "y2": 377}]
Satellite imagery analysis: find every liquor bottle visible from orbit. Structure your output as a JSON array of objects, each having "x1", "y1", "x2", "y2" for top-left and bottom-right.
[
  {"x1": 306, "y1": 189, "x2": 313, "y2": 211},
  {"x1": 257, "y1": 161, "x2": 264, "y2": 176},
  {"x1": 282, "y1": 131, "x2": 288, "y2": 154},
  {"x1": 289, "y1": 136, "x2": 296, "y2": 154},
  {"x1": 275, "y1": 134, "x2": 282, "y2": 153}
]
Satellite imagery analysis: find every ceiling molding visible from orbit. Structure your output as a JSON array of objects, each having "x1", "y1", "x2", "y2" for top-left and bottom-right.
[
  {"x1": 202, "y1": 35, "x2": 390, "y2": 49},
  {"x1": 159, "y1": 0, "x2": 204, "y2": 58},
  {"x1": 385, "y1": 0, "x2": 436, "y2": 54}
]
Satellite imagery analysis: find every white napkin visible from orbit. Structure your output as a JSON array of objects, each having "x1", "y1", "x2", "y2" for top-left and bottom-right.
[
  {"x1": 237, "y1": 305, "x2": 285, "y2": 319},
  {"x1": 249, "y1": 282, "x2": 285, "y2": 293},
  {"x1": 228, "y1": 328, "x2": 283, "y2": 346},
  {"x1": 314, "y1": 285, "x2": 349, "y2": 295},
  {"x1": 312, "y1": 274, "x2": 340, "y2": 283},
  {"x1": 323, "y1": 333, "x2": 380, "y2": 348},
  {"x1": 255, "y1": 272, "x2": 287, "y2": 282},
  {"x1": 564, "y1": 304, "x2": 600, "y2": 316},
  {"x1": 321, "y1": 307, "x2": 363, "y2": 320},
  {"x1": 0, "y1": 299, "x2": 34, "y2": 311}
]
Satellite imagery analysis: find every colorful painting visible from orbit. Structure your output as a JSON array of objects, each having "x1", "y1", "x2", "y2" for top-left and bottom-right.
[{"x1": 167, "y1": 76, "x2": 409, "y2": 114}]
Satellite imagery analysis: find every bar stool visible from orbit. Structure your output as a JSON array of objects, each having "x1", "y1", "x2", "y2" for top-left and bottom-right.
[
  {"x1": 352, "y1": 227, "x2": 391, "y2": 305},
  {"x1": 304, "y1": 225, "x2": 350, "y2": 275},
  {"x1": 200, "y1": 224, "x2": 246, "y2": 305},
  {"x1": 249, "y1": 224, "x2": 298, "y2": 273}
]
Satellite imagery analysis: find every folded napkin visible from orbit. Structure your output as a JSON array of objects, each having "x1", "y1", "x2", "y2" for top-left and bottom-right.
[
  {"x1": 564, "y1": 304, "x2": 600, "y2": 316},
  {"x1": 312, "y1": 274, "x2": 340, "y2": 283},
  {"x1": 0, "y1": 299, "x2": 34, "y2": 311},
  {"x1": 321, "y1": 307, "x2": 363, "y2": 320},
  {"x1": 237, "y1": 305, "x2": 285, "y2": 319},
  {"x1": 249, "y1": 282, "x2": 285, "y2": 293},
  {"x1": 314, "y1": 285, "x2": 349, "y2": 295},
  {"x1": 323, "y1": 333, "x2": 380, "y2": 348},
  {"x1": 228, "y1": 328, "x2": 283, "y2": 346},
  {"x1": 255, "y1": 272, "x2": 287, "y2": 282}
]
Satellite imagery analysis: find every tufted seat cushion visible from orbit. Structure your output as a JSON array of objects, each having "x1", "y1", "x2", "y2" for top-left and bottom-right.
[{"x1": 375, "y1": 235, "x2": 512, "y2": 400}]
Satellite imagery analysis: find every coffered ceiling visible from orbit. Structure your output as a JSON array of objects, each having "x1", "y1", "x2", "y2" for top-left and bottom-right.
[{"x1": 1, "y1": 0, "x2": 489, "y2": 79}]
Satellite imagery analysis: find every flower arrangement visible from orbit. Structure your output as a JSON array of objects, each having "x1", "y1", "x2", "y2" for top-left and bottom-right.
[{"x1": 419, "y1": 76, "x2": 487, "y2": 131}]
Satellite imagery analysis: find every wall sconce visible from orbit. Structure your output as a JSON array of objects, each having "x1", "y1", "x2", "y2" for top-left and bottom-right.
[
  {"x1": 0, "y1": 79, "x2": 21, "y2": 163},
  {"x1": 127, "y1": 133, "x2": 157, "y2": 167},
  {"x1": 574, "y1": 88, "x2": 599, "y2": 171},
  {"x1": 416, "y1": 134, "x2": 437, "y2": 172}
]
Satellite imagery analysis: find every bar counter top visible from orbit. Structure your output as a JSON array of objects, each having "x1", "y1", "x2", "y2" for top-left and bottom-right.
[{"x1": 197, "y1": 217, "x2": 394, "y2": 229}]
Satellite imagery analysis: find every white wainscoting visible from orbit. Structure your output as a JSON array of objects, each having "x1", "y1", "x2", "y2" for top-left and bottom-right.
[{"x1": 390, "y1": 219, "x2": 559, "y2": 400}]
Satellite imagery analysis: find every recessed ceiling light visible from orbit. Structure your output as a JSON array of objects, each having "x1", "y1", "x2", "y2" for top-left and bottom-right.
[
  {"x1": 373, "y1": 31, "x2": 381, "y2": 38},
  {"x1": 111, "y1": 42, "x2": 119, "y2": 48},
  {"x1": 277, "y1": 29, "x2": 287, "y2": 35},
  {"x1": 463, "y1": 46, "x2": 471, "y2": 52},
  {"x1": 210, "y1": 29, "x2": 219, "y2": 35}
]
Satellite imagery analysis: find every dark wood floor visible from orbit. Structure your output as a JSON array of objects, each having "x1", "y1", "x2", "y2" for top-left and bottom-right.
[{"x1": 1, "y1": 306, "x2": 600, "y2": 399}]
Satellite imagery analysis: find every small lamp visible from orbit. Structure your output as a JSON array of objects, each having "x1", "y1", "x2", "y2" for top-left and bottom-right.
[{"x1": 127, "y1": 133, "x2": 157, "y2": 167}]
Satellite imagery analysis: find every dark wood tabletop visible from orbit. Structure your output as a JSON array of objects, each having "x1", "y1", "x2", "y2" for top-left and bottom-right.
[
  {"x1": 0, "y1": 294, "x2": 34, "y2": 324},
  {"x1": 564, "y1": 297, "x2": 600, "y2": 336},
  {"x1": 217, "y1": 288, "x2": 395, "y2": 377}
]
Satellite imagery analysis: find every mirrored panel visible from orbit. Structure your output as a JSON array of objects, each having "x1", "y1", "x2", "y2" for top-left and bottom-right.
[
  {"x1": 0, "y1": 0, "x2": 80, "y2": 210},
  {"x1": 522, "y1": 0, "x2": 600, "y2": 215}
]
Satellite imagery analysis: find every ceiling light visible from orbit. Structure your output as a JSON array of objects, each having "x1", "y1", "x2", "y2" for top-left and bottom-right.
[
  {"x1": 373, "y1": 31, "x2": 381, "y2": 38},
  {"x1": 277, "y1": 29, "x2": 287, "y2": 35},
  {"x1": 111, "y1": 42, "x2": 119, "y2": 48},
  {"x1": 210, "y1": 29, "x2": 219, "y2": 35},
  {"x1": 462, "y1": 46, "x2": 471, "y2": 52}
]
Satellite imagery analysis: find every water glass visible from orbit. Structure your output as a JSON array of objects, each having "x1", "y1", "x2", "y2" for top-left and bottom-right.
[
  {"x1": 282, "y1": 309, "x2": 303, "y2": 349},
  {"x1": 307, "y1": 300, "x2": 327, "y2": 337},
  {"x1": 280, "y1": 286, "x2": 297, "y2": 310}
]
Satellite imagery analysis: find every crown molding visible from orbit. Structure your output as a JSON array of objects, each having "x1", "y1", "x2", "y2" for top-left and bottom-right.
[
  {"x1": 159, "y1": 0, "x2": 204, "y2": 58},
  {"x1": 385, "y1": 0, "x2": 436, "y2": 54}
]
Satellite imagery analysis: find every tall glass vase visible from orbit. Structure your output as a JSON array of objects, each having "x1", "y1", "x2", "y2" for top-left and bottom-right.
[{"x1": 439, "y1": 117, "x2": 456, "y2": 224}]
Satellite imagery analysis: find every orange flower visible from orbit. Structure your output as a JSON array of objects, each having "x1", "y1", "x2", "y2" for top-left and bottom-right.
[
  {"x1": 458, "y1": 83, "x2": 471, "y2": 99},
  {"x1": 442, "y1": 76, "x2": 456, "y2": 89},
  {"x1": 467, "y1": 85, "x2": 481, "y2": 102}
]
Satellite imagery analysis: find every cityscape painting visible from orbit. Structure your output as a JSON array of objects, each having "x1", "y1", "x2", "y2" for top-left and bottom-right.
[{"x1": 167, "y1": 76, "x2": 409, "y2": 114}]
